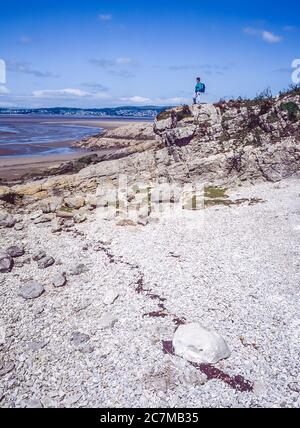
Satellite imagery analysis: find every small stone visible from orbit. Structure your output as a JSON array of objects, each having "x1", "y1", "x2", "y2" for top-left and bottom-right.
[
  {"x1": 0, "y1": 211, "x2": 16, "y2": 228},
  {"x1": 37, "y1": 256, "x2": 55, "y2": 269},
  {"x1": 0, "y1": 362, "x2": 15, "y2": 376},
  {"x1": 14, "y1": 223, "x2": 24, "y2": 231},
  {"x1": 27, "y1": 341, "x2": 48, "y2": 352},
  {"x1": 137, "y1": 217, "x2": 149, "y2": 227},
  {"x1": 51, "y1": 222, "x2": 62, "y2": 233},
  {"x1": 30, "y1": 212, "x2": 43, "y2": 220},
  {"x1": 6, "y1": 245, "x2": 25, "y2": 258},
  {"x1": 32, "y1": 250, "x2": 47, "y2": 261},
  {"x1": 173, "y1": 323, "x2": 231, "y2": 364},
  {"x1": 14, "y1": 260, "x2": 24, "y2": 268},
  {"x1": 65, "y1": 393, "x2": 82, "y2": 406},
  {"x1": 69, "y1": 264, "x2": 89, "y2": 276},
  {"x1": 40, "y1": 198, "x2": 62, "y2": 214},
  {"x1": 288, "y1": 381, "x2": 300, "y2": 393},
  {"x1": 104, "y1": 289, "x2": 119, "y2": 305},
  {"x1": 52, "y1": 273, "x2": 67, "y2": 288},
  {"x1": 98, "y1": 313, "x2": 118, "y2": 330},
  {"x1": 33, "y1": 214, "x2": 53, "y2": 224},
  {"x1": 0, "y1": 253, "x2": 13, "y2": 273},
  {"x1": 20, "y1": 282, "x2": 44, "y2": 300},
  {"x1": 56, "y1": 210, "x2": 74, "y2": 219},
  {"x1": 64, "y1": 196, "x2": 85, "y2": 209},
  {"x1": 71, "y1": 332, "x2": 90, "y2": 346},
  {"x1": 116, "y1": 219, "x2": 137, "y2": 227},
  {"x1": 25, "y1": 399, "x2": 44, "y2": 409},
  {"x1": 74, "y1": 213, "x2": 87, "y2": 224}
]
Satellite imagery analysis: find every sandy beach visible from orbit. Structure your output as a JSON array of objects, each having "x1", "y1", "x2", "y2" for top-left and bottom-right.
[{"x1": 0, "y1": 118, "x2": 147, "y2": 181}]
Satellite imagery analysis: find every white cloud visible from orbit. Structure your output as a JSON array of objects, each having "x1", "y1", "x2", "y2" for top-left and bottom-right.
[
  {"x1": 33, "y1": 88, "x2": 90, "y2": 98},
  {"x1": 98, "y1": 14, "x2": 112, "y2": 22},
  {"x1": 0, "y1": 85, "x2": 10, "y2": 95},
  {"x1": 120, "y1": 96, "x2": 152, "y2": 104},
  {"x1": 93, "y1": 92, "x2": 111, "y2": 100},
  {"x1": 262, "y1": 31, "x2": 282, "y2": 43},
  {"x1": 243, "y1": 27, "x2": 282, "y2": 43},
  {"x1": 32, "y1": 88, "x2": 112, "y2": 101}
]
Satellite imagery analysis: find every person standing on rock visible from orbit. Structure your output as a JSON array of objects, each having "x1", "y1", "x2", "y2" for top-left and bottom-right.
[{"x1": 193, "y1": 77, "x2": 206, "y2": 104}]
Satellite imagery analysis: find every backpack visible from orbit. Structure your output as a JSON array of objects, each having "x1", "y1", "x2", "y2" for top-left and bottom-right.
[{"x1": 199, "y1": 83, "x2": 206, "y2": 93}]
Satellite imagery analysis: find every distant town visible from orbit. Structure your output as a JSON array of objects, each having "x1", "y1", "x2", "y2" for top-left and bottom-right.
[{"x1": 0, "y1": 106, "x2": 170, "y2": 119}]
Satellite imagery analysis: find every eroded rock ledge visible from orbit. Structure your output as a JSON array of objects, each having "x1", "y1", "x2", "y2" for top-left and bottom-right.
[{"x1": 0, "y1": 89, "x2": 299, "y2": 210}]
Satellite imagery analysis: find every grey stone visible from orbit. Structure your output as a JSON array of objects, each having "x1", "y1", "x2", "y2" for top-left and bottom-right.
[
  {"x1": 0, "y1": 211, "x2": 16, "y2": 228},
  {"x1": 6, "y1": 245, "x2": 25, "y2": 258},
  {"x1": 64, "y1": 196, "x2": 85, "y2": 209},
  {"x1": 20, "y1": 282, "x2": 44, "y2": 300},
  {"x1": 137, "y1": 217, "x2": 149, "y2": 226},
  {"x1": 288, "y1": 382, "x2": 300, "y2": 393},
  {"x1": 69, "y1": 264, "x2": 89, "y2": 276},
  {"x1": 52, "y1": 273, "x2": 67, "y2": 288},
  {"x1": 14, "y1": 223, "x2": 24, "y2": 231},
  {"x1": 33, "y1": 214, "x2": 53, "y2": 225},
  {"x1": 0, "y1": 253, "x2": 13, "y2": 273},
  {"x1": 32, "y1": 250, "x2": 47, "y2": 261},
  {"x1": 25, "y1": 399, "x2": 44, "y2": 409},
  {"x1": 74, "y1": 213, "x2": 87, "y2": 224},
  {"x1": 71, "y1": 332, "x2": 90, "y2": 346},
  {"x1": 27, "y1": 341, "x2": 48, "y2": 352},
  {"x1": 37, "y1": 256, "x2": 55, "y2": 269}
]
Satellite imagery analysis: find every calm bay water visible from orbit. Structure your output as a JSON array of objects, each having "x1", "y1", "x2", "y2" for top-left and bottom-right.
[{"x1": 0, "y1": 116, "x2": 102, "y2": 157}]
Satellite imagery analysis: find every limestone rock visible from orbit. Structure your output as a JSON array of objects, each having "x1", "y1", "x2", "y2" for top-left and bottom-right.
[
  {"x1": 32, "y1": 250, "x2": 47, "y2": 261},
  {"x1": 52, "y1": 273, "x2": 67, "y2": 288},
  {"x1": 6, "y1": 245, "x2": 25, "y2": 258},
  {"x1": 64, "y1": 196, "x2": 85, "y2": 209},
  {"x1": 20, "y1": 282, "x2": 45, "y2": 300},
  {"x1": 173, "y1": 323, "x2": 231, "y2": 364},
  {"x1": 71, "y1": 332, "x2": 90, "y2": 346},
  {"x1": 0, "y1": 211, "x2": 16, "y2": 228},
  {"x1": 0, "y1": 253, "x2": 13, "y2": 273},
  {"x1": 69, "y1": 264, "x2": 89, "y2": 276},
  {"x1": 37, "y1": 256, "x2": 55, "y2": 269}
]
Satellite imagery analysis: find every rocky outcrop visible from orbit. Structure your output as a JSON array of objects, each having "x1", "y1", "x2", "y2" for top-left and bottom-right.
[
  {"x1": 0, "y1": 89, "x2": 299, "y2": 209},
  {"x1": 154, "y1": 91, "x2": 300, "y2": 183},
  {"x1": 73, "y1": 122, "x2": 160, "y2": 155}
]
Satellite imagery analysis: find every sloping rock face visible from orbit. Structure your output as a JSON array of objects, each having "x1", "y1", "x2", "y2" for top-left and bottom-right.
[
  {"x1": 154, "y1": 91, "x2": 300, "y2": 183},
  {"x1": 73, "y1": 122, "x2": 159, "y2": 155},
  {"x1": 0, "y1": 90, "x2": 299, "y2": 208}
]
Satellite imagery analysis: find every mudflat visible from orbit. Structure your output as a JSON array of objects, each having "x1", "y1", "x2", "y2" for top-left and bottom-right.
[{"x1": 0, "y1": 117, "x2": 143, "y2": 181}]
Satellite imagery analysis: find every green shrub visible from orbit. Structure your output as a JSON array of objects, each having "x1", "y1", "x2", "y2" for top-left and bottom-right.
[{"x1": 280, "y1": 101, "x2": 299, "y2": 121}]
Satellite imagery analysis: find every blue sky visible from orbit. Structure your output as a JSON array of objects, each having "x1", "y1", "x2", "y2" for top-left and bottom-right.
[{"x1": 0, "y1": 0, "x2": 299, "y2": 108}]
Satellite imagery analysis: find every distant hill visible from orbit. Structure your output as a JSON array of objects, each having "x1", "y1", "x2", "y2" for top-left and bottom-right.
[{"x1": 0, "y1": 106, "x2": 172, "y2": 119}]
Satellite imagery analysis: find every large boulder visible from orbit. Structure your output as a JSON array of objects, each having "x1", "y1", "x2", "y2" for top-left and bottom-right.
[{"x1": 173, "y1": 323, "x2": 231, "y2": 364}]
